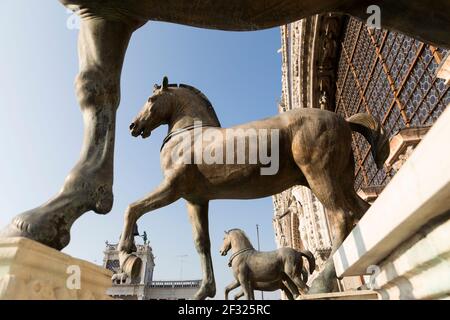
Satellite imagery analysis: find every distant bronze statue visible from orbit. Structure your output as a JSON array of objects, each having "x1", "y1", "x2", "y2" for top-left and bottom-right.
[
  {"x1": 111, "y1": 77, "x2": 389, "y2": 299},
  {"x1": 220, "y1": 229, "x2": 314, "y2": 300},
  {"x1": 3, "y1": 0, "x2": 441, "y2": 296}
]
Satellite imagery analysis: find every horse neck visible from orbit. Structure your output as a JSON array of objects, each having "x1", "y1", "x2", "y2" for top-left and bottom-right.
[
  {"x1": 167, "y1": 91, "x2": 220, "y2": 132},
  {"x1": 230, "y1": 232, "x2": 254, "y2": 253}
]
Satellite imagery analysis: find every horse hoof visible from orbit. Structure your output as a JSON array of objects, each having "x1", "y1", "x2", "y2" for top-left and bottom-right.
[{"x1": 122, "y1": 254, "x2": 142, "y2": 279}]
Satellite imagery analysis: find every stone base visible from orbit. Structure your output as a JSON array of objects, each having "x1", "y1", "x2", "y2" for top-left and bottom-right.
[
  {"x1": 0, "y1": 237, "x2": 112, "y2": 300},
  {"x1": 297, "y1": 290, "x2": 379, "y2": 300}
]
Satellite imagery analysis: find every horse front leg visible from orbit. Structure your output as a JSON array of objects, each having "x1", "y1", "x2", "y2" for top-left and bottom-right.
[
  {"x1": 114, "y1": 179, "x2": 181, "y2": 283},
  {"x1": 0, "y1": 15, "x2": 143, "y2": 250},
  {"x1": 186, "y1": 200, "x2": 216, "y2": 300},
  {"x1": 234, "y1": 291, "x2": 245, "y2": 300},
  {"x1": 224, "y1": 280, "x2": 240, "y2": 300},
  {"x1": 238, "y1": 274, "x2": 254, "y2": 300}
]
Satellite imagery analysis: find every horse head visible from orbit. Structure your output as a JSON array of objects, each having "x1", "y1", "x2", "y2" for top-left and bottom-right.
[
  {"x1": 130, "y1": 76, "x2": 221, "y2": 140},
  {"x1": 130, "y1": 76, "x2": 175, "y2": 138},
  {"x1": 219, "y1": 230, "x2": 232, "y2": 256}
]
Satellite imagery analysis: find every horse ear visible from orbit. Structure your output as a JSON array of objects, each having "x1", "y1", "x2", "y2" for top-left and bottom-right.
[{"x1": 162, "y1": 76, "x2": 169, "y2": 90}]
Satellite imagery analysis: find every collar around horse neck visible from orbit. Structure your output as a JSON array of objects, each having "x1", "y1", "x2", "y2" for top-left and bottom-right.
[
  {"x1": 228, "y1": 247, "x2": 254, "y2": 267},
  {"x1": 160, "y1": 123, "x2": 219, "y2": 151}
]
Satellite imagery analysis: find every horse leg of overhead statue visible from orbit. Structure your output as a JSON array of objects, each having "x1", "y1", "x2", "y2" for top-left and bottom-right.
[
  {"x1": 0, "y1": 16, "x2": 144, "y2": 250},
  {"x1": 115, "y1": 178, "x2": 181, "y2": 281},
  {"x1": 224, "y1": 280, "x2": 240, "y2": 300},
  {"x1": 61, "y1": 0, "x2": 450, "y2": 48},
  {"x1": 186, "y1": 200, "x2": 216, "y2": 300}
]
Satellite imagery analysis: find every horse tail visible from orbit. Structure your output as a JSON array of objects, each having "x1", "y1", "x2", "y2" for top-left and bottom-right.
[
  {"x1": 301, "y1": 267, "x2": 309, "y2": 283},
  {"x1": 299, "y1": 250, "x2": 316, "y2": 274},
  {"x1": 346, "y1": 113, "x2": 390, "y2": 169}
]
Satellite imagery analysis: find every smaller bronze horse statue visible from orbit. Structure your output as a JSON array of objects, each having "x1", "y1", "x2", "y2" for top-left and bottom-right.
[
  {"x1": 115, "y1": 76, "x2": 389, "y2": 299},
  {"x1": 220, "y1": 229, "x2": 315, "y2": 300},
  {"x1": 231, "y1": 268, "x2": 309, "y2": 300}
]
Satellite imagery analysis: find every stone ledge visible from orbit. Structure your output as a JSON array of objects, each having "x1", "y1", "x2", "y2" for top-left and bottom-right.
[
  {"x1": 297, "y1": 290, "x2": 379, "y2": 300},
  {"x1": 375, "y1": 213, "x2": 450, "y2": 300},
  {"x1": 333, "y1": 105, "x2": 450, "y2": 278},
  {"x1": 0, "y1": 237, "x2": 113, "y2": 300}
]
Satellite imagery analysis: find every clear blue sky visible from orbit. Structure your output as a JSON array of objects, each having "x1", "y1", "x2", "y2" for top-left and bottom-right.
[{"x1": 0, "y1": 1, "x2": 282, "y2": 299}]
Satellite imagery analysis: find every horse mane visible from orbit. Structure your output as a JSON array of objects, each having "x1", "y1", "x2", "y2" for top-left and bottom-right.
[
  {"x1": 227, "y1": 229, "x2": 254, "y2": 248},
  {"x1": 172, "y1": 83, "x2": 221, "y2": 127}
]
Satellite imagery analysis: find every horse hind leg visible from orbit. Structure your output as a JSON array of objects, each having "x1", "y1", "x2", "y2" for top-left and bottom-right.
[
  {"x1": 282, "y1": 276, "x2": 300, "y2": 299},
  {"x1": 280, "y1": 281, "x2": 295, "y2": 300},
  {"x1": 284, "y1": 271, "x2": 309, "y2": 295},
  {"x1": 187, "y1": 200, "x2": 216, "y2": 300},
  {"x1": 346, "y1": 188, "x2": 371, "y2": 226},
  {"x1": 283, "y1": 255, "x2": 310, "y2": 295},
  {"x1": 295, "y1": 158, "x2": 355, "y2": 293}
]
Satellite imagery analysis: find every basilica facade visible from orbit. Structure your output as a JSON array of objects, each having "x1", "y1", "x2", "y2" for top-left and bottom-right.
[{"x1": 273, "y1": 14, "x2": 450, "y2": 298}]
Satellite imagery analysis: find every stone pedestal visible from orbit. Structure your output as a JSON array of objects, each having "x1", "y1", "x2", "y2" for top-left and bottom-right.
[
  {"x1": 0, "y1": 237, "x2": 112, "y2": 300},
  {"x1": 333, "y1": 106, "x2": 450, "y2": 300},
  {"x1": 297, "y1": 290, "x2": 379, "y2": 300}
]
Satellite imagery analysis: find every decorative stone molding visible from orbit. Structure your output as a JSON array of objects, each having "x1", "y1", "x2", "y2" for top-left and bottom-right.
[
  {"x1": 280, "y1": 14, "x2": 344, "y2": 111},
  {"x1": 385, "y1": 126, "x2": 431, "y2": 171},
  {"x1": 437, "y1": 51, "x2": 450, "y2": 86},
  {"x1": 333, "y1": 106, "x2": 450, "y2": 300},
  {"x1": 0, "y1": 237, "x2": 112, "y2": 300},
  {"x1": 357, "y1": 185, "x2": 385, "y2": 204},
  {"x1": 375, "y1": 212, "x2": 450, "y2": 300}
]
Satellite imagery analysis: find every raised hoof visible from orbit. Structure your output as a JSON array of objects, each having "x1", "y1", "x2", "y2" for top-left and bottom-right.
[{"x1": 121, "y1": 254, "x2": 142, "y2": 279}]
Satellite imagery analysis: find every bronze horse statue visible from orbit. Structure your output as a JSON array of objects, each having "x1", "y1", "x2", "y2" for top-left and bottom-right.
[
  {"x1": 220, "y1": 229, "x2": 315, "y2": 300},
  {"x1": 2, "y1": 0, "x2": 447, "y2": 297},
  {"x1": 112, "y1": 77, "x2": 389, "y2": 299}
]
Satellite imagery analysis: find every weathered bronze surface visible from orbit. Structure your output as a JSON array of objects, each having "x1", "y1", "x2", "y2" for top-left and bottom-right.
[
  {"x1": 221, "y1": 229, "x2": 314, "y2": 300},
  {"x1": 113, "y1": 79, "x2": 389, "y2": 298},
  {"x1": 1, "y1": 0, "x2": 444, "y2": 297}
]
